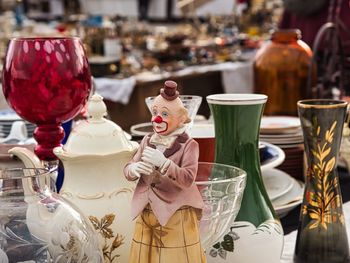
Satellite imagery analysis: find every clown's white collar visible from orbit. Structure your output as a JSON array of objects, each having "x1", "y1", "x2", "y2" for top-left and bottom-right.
[{"x1": 150, "y1": 125, "x2": 187, "y2": 148}]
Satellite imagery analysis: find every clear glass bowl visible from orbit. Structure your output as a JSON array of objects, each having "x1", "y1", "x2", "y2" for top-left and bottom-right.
[
  {"x1": 196, "y1": 162, "x2": 247, "y2": 250},
  {"x1": 145, "y1": 95, "x2": 202, "y2": 131},
  {"x1": 0, "y1": 168, "x2": 102, "y2": 262}
]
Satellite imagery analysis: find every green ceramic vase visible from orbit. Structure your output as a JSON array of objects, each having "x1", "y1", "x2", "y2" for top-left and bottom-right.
[
  {"x1": 206, "y1": 94, "x2": 283, "y2": 263},
  {"x1": 294, "y1": 99, "x2": 349, "y2": 263}
]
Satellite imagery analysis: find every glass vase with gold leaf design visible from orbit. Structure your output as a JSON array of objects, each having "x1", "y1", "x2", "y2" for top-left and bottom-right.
[{"x1": 295, "y1": 99, "x2": 350, "y2": 263}]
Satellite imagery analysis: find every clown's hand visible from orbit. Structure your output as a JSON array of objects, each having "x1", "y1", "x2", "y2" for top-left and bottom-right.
[
  {"x1": 142, "y1": 146, "x2": 168, "y2": 169},
  {"x1": 129, "y1": 161, "x2": 153, "y2": 178}
]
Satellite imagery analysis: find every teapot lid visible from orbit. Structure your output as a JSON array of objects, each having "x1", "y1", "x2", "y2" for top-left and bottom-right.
[{"x1": 63, "y1": 94, "x2": 136, "y2": 155}]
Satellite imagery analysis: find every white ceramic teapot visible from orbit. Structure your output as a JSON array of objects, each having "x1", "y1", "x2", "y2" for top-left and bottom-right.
[{"x1": 10, "y1": 94, "x2": 139, "y2": 263}]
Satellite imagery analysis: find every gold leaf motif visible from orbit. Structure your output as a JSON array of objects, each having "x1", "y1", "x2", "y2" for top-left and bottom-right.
[
  {"x1": 304, "y1": 119, "x2": 343, "y2": 231},
  {"x1": 89, "y1": 214, "x2": 115, "y2": 239},
  {"x1": 112, "y1": 234, "x2": 125, "y2": 249},
  {"x1": 325, "y1": 157, "x2": 335, "y2": 173},
  {"x1": 334, "y1": 196, "x2": 341, "y2": 207},
  {"x1": 103, "y1": 243, "x2": 109, "y2": 253},
  {"x1": 330, "y1": 121, "x2": 337, "y2": 133},
  {"x1": 309, "y1": 199, "x2": 320, "y2": 208},
  {"x1": 302, "y1": 205, "x2": 308, "y2": 215},
  {"x1": 320, "y1": 147, "x2": 331, "y2": 162},
  {"x1": 309, "y1": 221, "x2": 319, "y2": 229},
  {"x1": 324, "y1": 192, "x2": 335, "y2": 205},
  {"x1": 89, "y1": 216, "x2": 100, "y2": 231},
  {"x1": 311, "y1": 150, "x2": 320, "y2": 160},
  {"x1": 66, "y1": 234, "x2": 76, "y2": 250},
  {"x1": 325, "y1": 121, "x2": 337, "y2": 143},
  {"x1": 325, "y1": 130, "x2": 331, "y2": 142},
  {"x1": 101, "y1": 214, "x2": 115, "y2": 228},
  {"x1": 309, "y1": 212, "x2": 319, "y2": 220},
  {"x1": 101, "y1": 227, "x2": 114, "y2": 239},
  {"x1": 90, "y1": 213, "x2": 124, "y2": 263}
]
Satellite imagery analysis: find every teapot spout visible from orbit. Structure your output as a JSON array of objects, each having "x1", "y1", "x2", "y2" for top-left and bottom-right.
[{"x1": 9, "y1": 147, "x2": 44, "y2": 169}]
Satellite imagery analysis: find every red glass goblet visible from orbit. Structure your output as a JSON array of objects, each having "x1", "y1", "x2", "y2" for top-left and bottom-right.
[{"x1": 2, "y1": 37, "x2": 91, "y2": 163}]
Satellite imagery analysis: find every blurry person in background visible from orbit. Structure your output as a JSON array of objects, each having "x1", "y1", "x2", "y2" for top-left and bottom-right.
[
  {"x1": 64, "y1": 0, "x2": 80, "y2": 14},
  {"x1": 280, "y1": 0, "x2": 350, "y2": 98},
  {"x1": 280, "y1": 0, "x2": 350, "y2": 48},
  {"x1": 138, "y1": 0, "x2": 151, "y2": 21},
  {"x1": 167, "y1": 0, "x2": 174, "y2": 21}
]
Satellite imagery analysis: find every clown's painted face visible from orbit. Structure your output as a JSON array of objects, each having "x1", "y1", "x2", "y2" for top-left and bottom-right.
[{"x1": 151, "y1": 96, "x2": 185, "y2": 135}]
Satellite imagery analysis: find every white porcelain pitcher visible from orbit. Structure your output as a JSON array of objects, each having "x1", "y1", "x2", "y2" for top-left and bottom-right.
[{"x1": 10, "y1": 94, "x2": 139, "y2": 263}]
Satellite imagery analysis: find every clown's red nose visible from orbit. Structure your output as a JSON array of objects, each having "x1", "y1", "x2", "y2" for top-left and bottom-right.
[{"x1": 152, "y1": 115, "x2": 163, "y2": 123}]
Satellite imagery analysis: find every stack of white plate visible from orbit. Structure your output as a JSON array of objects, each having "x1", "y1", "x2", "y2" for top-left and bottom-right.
[
  {"x1": 260, "y1": 116, "x2": 303, "y2": 147},
  {"x1": 262, "y1": 168, "x2": 304, "y2": 218},
  {"x1": 260, "y1": 116, "x2": 305, "y2": 181},
  {"x1": 0, "y1": 109, "x2": 36, "y2": 139}
]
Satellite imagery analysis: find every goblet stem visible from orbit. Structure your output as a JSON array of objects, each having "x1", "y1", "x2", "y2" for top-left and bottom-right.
[
  {"x1": 33, "y1": 124, "x2": 65, "y2": 161},
  {"x1": 43, "y1": 159, "x2": 59, "y2": 185}
]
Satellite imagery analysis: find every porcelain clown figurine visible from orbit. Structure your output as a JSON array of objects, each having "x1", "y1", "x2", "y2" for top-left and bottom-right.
[{"x1": 124, "y1": 80, "x2": 206, "y2": 263}]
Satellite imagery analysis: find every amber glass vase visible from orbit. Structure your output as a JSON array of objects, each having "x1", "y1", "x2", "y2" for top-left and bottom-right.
[{"x1": 254, "y1": 29, "x2": 313, "y2": 116}]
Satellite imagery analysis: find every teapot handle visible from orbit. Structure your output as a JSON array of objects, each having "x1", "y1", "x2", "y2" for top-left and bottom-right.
[
  {"x1": 9, "y1": 147, "x2": 44, "y2": 169},
  {"x1": 8, "y1": 147, "x2": 52, "y2": 197}
]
